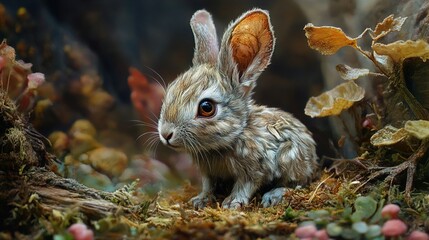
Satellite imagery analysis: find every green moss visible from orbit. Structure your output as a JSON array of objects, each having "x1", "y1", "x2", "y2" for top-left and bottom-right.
[
  {"x1": 105, "y1": 180, "x2": 140, "y2": 206},
  {"x1": 5, "y1": 127, "x2": 28, "y2": 161}
]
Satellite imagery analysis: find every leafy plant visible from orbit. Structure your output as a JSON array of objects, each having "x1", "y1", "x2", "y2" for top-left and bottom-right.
[
  {"x1": 303, "y1": 15, "x2": 429, "y2": 199},
  {"x1": 295, "y1": 196, "x2": 387, "y2": 239}
]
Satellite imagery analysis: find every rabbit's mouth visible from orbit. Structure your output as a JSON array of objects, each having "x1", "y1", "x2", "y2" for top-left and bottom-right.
[
  {"x1": 167, "y1": 143, "x2": 179, "y2": 149},
  {"x1": 165, "y1": 142, "x2": 186, "y2": 152}
]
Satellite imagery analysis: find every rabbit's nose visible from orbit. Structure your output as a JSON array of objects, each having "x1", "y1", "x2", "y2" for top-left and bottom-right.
[{"x1": 162, "y1": 132, "x2": 173, "y2": 142}]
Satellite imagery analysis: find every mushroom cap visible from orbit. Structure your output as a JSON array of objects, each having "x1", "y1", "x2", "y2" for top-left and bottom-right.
[
  {"x1": 407, "y1": 230, "x2": 429, "y2": 240},
  {"x1": 295, "y1": 224, "x2": 317, "y2": 238},
  {"x1": 382, "y1": 219, "x2": 407, "y2": 237},
  {"x1": 381, "y1": 204, "x2": 401, "y2": 219}
]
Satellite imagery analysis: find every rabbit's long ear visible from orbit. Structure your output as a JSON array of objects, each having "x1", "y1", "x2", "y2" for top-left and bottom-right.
[
  {"x1": 218, "y1": 9, "x2": 274, "y2": 95},
  {"x1": 191, "y1": 10, "x2": 219, "y2": 66}
]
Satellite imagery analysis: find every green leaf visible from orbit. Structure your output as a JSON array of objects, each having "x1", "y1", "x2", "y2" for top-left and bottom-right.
[
  {"x1": 365, "y1": 225, "x2": 382, "y2": 239},
  {"x1": 342, "y1": 206, "x2": 353, "y2": 218},
  {"x1": 370, "y1": 199, "x2": 385, "y2": 224},
  {"x1": 341, "y1": 228, "x2": 360, "y2": 239},
  {"x1": 351, "y1": 211, "x2": 364, "y2": 223},
  {"x1": 352, "y1": 222, "x2": 369, "y2": 234},
  {"x1": 282, "y1": 206, "x2": 299, "y2": 221},
  {"x1": 53, "y1": 235, "x2": 66, "y2": 240},
  {"x1": 327, "y1": 223, "x2": 343, "y2": 237},
  {"x1": 307, "y1": 209, "x2": 330, "y2": 219},
  {"x1": 354, "y1": 196, "x2": 377, "y2": 220},
  {"x1": 53, "y1": 234, "x2": 73, "y2": 240}
]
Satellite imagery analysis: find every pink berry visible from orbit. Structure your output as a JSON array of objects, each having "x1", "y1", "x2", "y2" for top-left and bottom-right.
[
  {"x1": 68, "y1": 223, "x2": 94, "y2": 240},
  {"x1": 314, "y1": 229, "x2": 329, "y2": 240},
  {"x1": 295, "y1": 224, "x2": 317, "y2": 238},
  {"x1": 381, "y1": 204, "x2": 400, "y2": 219},
  {"x1": 79, "y1": 229, "x2": 94, "y2": 240},
  {"x1": 68, "y1": 223, "x2": 87, "y2": 233},
  {"x1": 362, "y1": 118, "x2": 373, "y2": 129},
  {"x1": 408, "y1": 231, "x2": 429, "y2": 240},
  {"x1": 382, "y1": 219, "x2": 407, "y2": 237}
]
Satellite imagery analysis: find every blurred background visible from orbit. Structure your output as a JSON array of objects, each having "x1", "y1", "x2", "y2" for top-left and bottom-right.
[{"x1": 4, "y1": 0, "x2": 405, "y2": 192}]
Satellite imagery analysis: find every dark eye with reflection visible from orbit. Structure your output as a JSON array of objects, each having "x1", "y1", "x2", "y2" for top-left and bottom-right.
[{"x1": 197, "y1": 99, "x2": 216, "y2": 118}]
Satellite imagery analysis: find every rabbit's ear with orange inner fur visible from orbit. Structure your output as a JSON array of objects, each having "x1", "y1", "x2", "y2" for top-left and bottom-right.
[
  {"x1": 218, "y1": 9, "x2": 275, "y2": 96},
  {"x1": 191, "y1": 10, "x2": 219, "y2": 66}
]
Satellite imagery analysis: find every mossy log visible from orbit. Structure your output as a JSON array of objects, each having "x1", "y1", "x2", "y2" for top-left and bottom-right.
[{"x1": 0, "y1": 90, "x2": 140, "y2": 235}]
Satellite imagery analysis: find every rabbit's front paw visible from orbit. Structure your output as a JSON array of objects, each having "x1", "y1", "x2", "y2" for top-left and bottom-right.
[
  {"x1": 189, "y1": 193, "x2": 215, "y2": 209},
  {"x1": 222, "y1": 195, "x2": 248, "y2": 209},
  {"x1": 261, "y1": 187, "x2": 287, "y2": 207}
]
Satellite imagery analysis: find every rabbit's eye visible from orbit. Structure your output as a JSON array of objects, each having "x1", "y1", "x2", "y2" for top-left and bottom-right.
[{"x1": 198, "y1": 99, "x2": 216, "y2": 118}]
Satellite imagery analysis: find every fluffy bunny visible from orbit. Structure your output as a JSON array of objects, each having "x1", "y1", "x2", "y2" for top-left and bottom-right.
[{"x1": 158, "y1": 9, "x2": 318, "y2": 209}]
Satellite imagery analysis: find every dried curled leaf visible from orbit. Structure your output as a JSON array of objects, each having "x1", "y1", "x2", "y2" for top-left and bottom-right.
[
  {"x1": 0, "y1": 39, "x2": 16, "y2": 61},
  {"x1": 373, "y1": 51, "x2": 393, "y2": 75},
  {"x1": 305, "y1": 81, "x2": 365, "y2": 118},
  {"x1": 336, "y1": 64, "x2": 370, "y2": 81},
  {"x1": 404, "y1": 120, "x2": 429, "y2": 140},
  {"x1": 373, "y1": 40, "x2": 429, "y2": 62},
  {"x1": 370, "y1": 125, "x2": 408, "y2": 147},
  {"x1": 371, "y1": 15, "x2": 407, "y2": 41},
  {"x1": 304, "y1": 24, "x2": 357, "y2": 55}
]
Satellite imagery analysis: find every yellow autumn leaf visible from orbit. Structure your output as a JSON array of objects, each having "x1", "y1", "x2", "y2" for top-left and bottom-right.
[
  {"x1": 305, "y1": 81, "x2": 365, "y2": 118},
  {"x1": 370, "y1": 125, "x2": 408, "y2": 147},
  {"x1": 336, "y1": 64, "x2": 370, "y2": 81},
  {"x1": 304, "y1": 23, "x2": 357, "y2": 55},
  {"x1": 373, "y1": 40, "x2": 429, "y2": 62},
  {"x1": 404, "y1": 120, "x2": 429, "y2": 140},
  {"x1": 371, "y1": 15, "x2": 407, "y2": 41}
]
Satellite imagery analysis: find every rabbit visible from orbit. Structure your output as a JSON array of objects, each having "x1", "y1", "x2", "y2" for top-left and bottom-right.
[{"x1": 157, "y1": 8, "x2": 318, "y2": 209}]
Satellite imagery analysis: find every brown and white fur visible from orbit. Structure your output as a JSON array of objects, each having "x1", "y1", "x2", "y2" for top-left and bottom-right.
[{"x1": 158, "y1": 9, "x2": 318, "y2": 209}]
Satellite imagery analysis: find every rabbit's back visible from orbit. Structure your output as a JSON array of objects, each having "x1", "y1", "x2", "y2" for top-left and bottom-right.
[{"x1": 242, "y1": 105, "x2": 318, "y2": 185}]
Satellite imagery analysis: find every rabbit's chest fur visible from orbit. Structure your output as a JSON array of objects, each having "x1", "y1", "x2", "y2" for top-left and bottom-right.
[{"x1": 196, "y1": 105, "x2": 317, "y2": 185}]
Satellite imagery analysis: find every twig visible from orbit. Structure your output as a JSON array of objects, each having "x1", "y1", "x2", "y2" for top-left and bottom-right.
[
  {"x1": 308, "y1": 173, "x2": 334, "y2": 203},
  {"x1": 355, "y1": 140, "x2": 429, "y2": 197},
  {"x1": 324, "y1": 156, "x2": 368, "y2": 175}
]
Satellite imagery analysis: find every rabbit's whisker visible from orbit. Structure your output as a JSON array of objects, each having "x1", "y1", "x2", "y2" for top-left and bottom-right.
[{"x1": 143, "y1": 65, "x2": 167, "y2": 92}]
